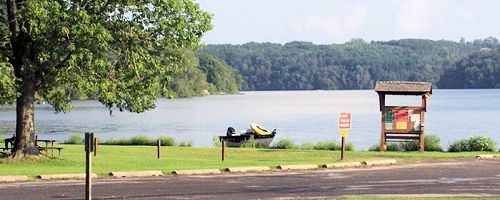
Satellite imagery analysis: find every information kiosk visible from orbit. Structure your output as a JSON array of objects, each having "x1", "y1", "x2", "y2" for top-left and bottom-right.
[{"x1": 375, "y1": 81, "x2": 432, "y2": 152}]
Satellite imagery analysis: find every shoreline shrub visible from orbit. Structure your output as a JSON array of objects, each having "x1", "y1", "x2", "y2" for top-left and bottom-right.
[
  {"x1": 129, "y1": 135, "x2": 151, "y2": 145},
  {"x1": 424, "y1": 134, "x2": 443, "y2": 151},
  {"x1": 64, "y1": 133, "x2": 83, "y2": 144},
  {"x1": 448, "y1": 135, "x2": 496, "y2": 152}
]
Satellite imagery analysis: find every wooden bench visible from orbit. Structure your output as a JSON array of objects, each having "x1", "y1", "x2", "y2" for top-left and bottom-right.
[
  {"x1": 385, "y1": 131, "x2": 421, "y2": 141},
  {"x1": 38, "y1": 147, "x2": 63, "y2": 156}
]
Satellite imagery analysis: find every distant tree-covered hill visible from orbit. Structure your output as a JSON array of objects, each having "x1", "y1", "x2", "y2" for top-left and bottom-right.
[
  {"x1": 439, "y1": 48, "x2": 500, "y2": 89},
  {"x1": 200, "y1": 38, "x2": 500, "y2": 90}
]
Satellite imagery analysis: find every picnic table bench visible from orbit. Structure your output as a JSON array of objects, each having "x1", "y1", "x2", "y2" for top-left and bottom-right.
[{"x1": 2, "y1": 136, "x2": 63, "y2": 157}]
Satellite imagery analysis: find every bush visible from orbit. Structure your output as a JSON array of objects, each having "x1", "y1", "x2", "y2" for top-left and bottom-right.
[
  {"x1": 272, "y1": 139, "x2": 297, "y2": 149},
  {"x1": 157, "y1": 136, "x2": 176, "y2": 146},
  {"x1": 64, "y1": 133, "x2": 83, "y2": 144},
  {"x1": 178, "y1": 141, "x2": 192, "y2": 147},
  {"x1": 0, "y1": 134, "x2": 4, "y2": 142},
  {"x1": 448, "y1": 135, "x2": 496, "y2": 152},
  {"x1": 448, "y1": 139, "x2": 469, "y2": 152},
  {"x1": 468, "y1": 135, "x2": 496, "y2": 151},
  {"x1": 425, "y1": 134, "x2": 443, "y2": 151}
]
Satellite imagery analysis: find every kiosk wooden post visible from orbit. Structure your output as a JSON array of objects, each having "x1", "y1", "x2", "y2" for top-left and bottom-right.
[{"x1": 375, "y1": 81, "x2": 432, "y2": 152}]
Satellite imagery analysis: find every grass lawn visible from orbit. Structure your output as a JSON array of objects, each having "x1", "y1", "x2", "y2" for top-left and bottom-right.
[{"x1": 0, "y1": 144, "x2": 496, "y2": 178}]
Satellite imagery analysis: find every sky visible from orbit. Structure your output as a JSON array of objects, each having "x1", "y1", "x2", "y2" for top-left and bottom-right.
[{"x1": 196, "y1": 0, "x2": 500, "y2": 45}]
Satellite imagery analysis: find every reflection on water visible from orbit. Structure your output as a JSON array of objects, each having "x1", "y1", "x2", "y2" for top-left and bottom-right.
[{"x1": 0, "y1": 89, "x2": 499, "y2": 150}]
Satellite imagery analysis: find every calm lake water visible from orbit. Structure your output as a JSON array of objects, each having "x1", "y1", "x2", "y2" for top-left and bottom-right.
[{"x1": 0, "y1": 89, "x2": 499, "y2": 150}]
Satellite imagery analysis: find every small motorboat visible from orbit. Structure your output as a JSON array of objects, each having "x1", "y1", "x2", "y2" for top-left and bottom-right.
[{"x1": 219, "y1": 123, "x2": 276, "y2": 147}]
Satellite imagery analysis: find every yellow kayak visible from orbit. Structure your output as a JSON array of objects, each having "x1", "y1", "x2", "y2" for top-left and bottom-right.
[{"x1": 250, "y1": 123, "x2": 273, "y2": 136}]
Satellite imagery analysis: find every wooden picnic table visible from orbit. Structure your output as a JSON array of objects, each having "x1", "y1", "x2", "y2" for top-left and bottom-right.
[
  {"x1": 36, "y1": 139, "x2": 63, "y2": 157},
  {"x1": 2, "y1": 137, "x2": 62, "y2": 157}
]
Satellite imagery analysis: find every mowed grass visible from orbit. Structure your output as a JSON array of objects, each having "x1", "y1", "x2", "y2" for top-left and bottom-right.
[{"x1": 0, "y1": 144, "x2": 494, "y2": 178}]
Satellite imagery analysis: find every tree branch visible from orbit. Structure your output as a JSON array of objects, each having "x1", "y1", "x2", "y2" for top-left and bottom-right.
[
  {"x1": 96, "y1": 0, "x2": 110, "y2": 16},
  {"x1": 6, "y1": 0, "x2": 20, "y2": 77},
  {"x1": 54, "y1": 52, "x2": 73, "y2": 69}
]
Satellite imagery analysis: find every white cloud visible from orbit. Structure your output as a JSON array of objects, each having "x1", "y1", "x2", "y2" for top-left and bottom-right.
[
  {"x1": 345, "y1": 6, "x2": 368, "y2": 32},
  {"x1": 197, "y1": 0, "x2": 500, "y2": 44},
  {"x1": 292, "y1": 5, "x2": 369, "y2": 42},
  {"x1": 395, "y1": 0, "x2": 433, "y2": 36}
]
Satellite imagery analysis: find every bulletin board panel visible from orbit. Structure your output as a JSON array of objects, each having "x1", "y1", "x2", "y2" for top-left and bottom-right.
[{"x1": 384, "y1": 106, "x2": 422, "y2": 133}]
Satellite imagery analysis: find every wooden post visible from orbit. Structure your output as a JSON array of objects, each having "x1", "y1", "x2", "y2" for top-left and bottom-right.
[
  {"x1": 93, "y1": 137, "x2": 97, "y2": 157},
  {"x1": 379, "y1": 94, "x2": 386, "y2": 152},
  {"x1": 419, "y1": 95, "x2": 427, "y2": 152},
  {"x1": 157, "y1": 139, "x2": 161, "y2": 159},
  {"x1": 85, "y1": 132, "x2": 94, "y2": 200},
  {"x1": 221, "y1": 140, "x2": 225, "y2": 162},
  {"x1": 341, "y1": 136, "x2": 346, "y2": 160}
]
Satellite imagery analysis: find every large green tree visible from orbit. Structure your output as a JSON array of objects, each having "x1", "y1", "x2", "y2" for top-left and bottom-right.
[{"x1": 0, "y1": 0, "x2": 212, "y2": 158}]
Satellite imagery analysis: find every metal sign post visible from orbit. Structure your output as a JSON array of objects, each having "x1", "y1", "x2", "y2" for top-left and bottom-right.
[
  {"x1": 338, "y1": 112, "x2": 351, "y2": 160},
  {"x1": 85, "y1": 132, "x2": 94, "y2": 200}
]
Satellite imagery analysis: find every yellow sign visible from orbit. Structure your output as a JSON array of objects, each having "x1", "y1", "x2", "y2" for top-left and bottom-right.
[
  {"x1": 341, "y1": 129, "x2": 348, "y2": 137},
  {"x1": 396, "y1": 122, "x2": 407, "y2": 130}
]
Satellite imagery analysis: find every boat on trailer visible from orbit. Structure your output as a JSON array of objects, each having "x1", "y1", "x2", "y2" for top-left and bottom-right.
[{"x1": 219, "y1": 123, "x2": 276, "y2": 147}]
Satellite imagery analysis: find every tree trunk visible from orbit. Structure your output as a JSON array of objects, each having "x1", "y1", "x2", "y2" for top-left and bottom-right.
[{"x1": 12, "y1": 76, "x2": 39, "y2": 158}]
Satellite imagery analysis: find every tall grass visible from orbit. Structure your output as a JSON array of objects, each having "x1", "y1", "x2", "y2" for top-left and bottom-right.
[
  {"x1": 241, "y1": 135, "x2": 257, "y2": 148},
  {"x1": 213, "y1": 135, "x2": 222, "y2": 147},
  {"x1": 272, "y1": 138, "x2": 297, "y2": 149},
  {"x1": 178, "y1": 141, "x2": 193, "y2": 147},
  {"x1": 311, "y1": 140, "x2": 354, "y2": 151},
  {"x1": 271, "y1": 139, "x2": 354, "y2": 151},
  {"x1": 102, "y1": 135, "x2": 177, "y2": 146},
  {"x1": 299, "y1": 142, "x2": 315, "y2": 150}
]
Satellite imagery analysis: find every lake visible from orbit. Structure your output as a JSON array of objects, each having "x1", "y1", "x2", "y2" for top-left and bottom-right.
[{"x1": 1, "y1": 89, "x2": 499, "y2": 150}]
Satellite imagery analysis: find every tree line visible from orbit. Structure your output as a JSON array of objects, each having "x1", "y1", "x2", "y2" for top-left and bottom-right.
[{"x1": 200, "y1": 37, "x2": 500, "y2": 90}]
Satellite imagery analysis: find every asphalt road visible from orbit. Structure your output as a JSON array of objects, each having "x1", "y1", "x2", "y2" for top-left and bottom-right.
[{"x1": 0, "y1": 159, "x2": 499, "y2": 199}]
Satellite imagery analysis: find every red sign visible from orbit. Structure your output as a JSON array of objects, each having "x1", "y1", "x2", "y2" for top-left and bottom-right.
[
  {"x1": 338, "y1": 112, "x2": 352, "y2": 129},
  {"x1": 394, "y1": 110, "x2": 409, "y2": 121}
]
